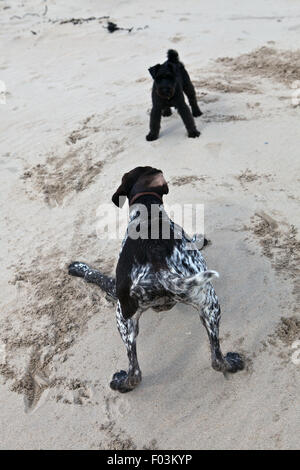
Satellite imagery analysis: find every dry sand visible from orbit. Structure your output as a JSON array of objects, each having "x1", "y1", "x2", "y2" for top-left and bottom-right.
[{"x1": 0, "y1": 0, "x2": 300, "y2": 450}]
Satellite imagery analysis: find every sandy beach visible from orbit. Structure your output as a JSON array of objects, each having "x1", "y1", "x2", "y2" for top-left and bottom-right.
[{"x1": 0, "y1": 0, "x2": 299, "y2": 449}]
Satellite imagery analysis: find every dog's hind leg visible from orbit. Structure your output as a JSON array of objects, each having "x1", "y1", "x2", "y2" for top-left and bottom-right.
[
  {"x1": 181, "y1": 68, "x2": 202, "y2": 117},
  {"x1": 177, "y1": 100, "x2": 200, "y2": 138},
  {"x1": 110, "y1": 302, "x2": 142, "y2": 393},
  {"x1": 199, "y1": 292, "x2": 244, "y2": 375},
  {"x1": 68, "y1": 261, "x2": 116, "y2": 300}
]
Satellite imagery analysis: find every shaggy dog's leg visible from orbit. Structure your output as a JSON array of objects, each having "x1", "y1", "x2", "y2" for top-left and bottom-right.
[
  {"x1": 181, "y1": 68, "x2": 202, "y2": 117},
  {"x1": 110, "y1": 302, "x2": 142, "y2": 393},
  {"x1": 68, "y1": 261, "x2": 116, "y2": 300},
  {"x1": 146, "y1": 106, "x2": 162, "y2": 141},
  {"x1": 177, "y1": 100, "x2": 200, "y2": 138},
  {"x1": 199, "y1": 296, "x2": 244, "y2": 374}
]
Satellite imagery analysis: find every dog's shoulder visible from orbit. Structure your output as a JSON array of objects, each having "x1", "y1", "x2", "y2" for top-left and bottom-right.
[{"x1": 118, "y1": 235, "x2": 177, "y2": 272}]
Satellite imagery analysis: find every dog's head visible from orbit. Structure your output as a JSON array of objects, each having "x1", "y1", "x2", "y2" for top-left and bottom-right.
[
  {"x1": 112, "y1": 166, "x2": 169, "y2": 207},
  {"x1": 148, "y1": 62, "x2": 177, "y2": 100}
]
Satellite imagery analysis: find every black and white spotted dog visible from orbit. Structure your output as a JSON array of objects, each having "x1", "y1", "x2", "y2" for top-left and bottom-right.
[{"x1": 68, "y1": 166, "x2": 244, "y2": 393}]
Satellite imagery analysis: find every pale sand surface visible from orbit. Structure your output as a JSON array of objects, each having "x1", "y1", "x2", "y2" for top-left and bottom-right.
[{"x1": 0, "y1": 0, "x2": 299, "y2": 449}]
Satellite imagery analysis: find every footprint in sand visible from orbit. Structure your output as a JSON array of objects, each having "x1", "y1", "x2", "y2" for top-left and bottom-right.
[
  {"x1": 104, "y1": 394, "x2": 131, "y2": 421},
  {"x1": 56, "y1": 381, "x2": 94, "y2": 406},
  {"x1": 170, "y1": 35, "x2": 184, "y2": 43},
  {"x1": 17, "y1": 349, "x2": 51, "y2": 414},
  {"x1": 73, "y1": 386, "x2": 93, "y2": 405}
]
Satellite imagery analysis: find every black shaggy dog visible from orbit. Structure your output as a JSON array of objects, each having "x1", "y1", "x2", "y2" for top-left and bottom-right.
[
  {"x1": 146, "y1": 50, "x2": 202, "y2": 141},
  {"x1": 68, "y1": 167, "x2": 244, "y2": 393}
]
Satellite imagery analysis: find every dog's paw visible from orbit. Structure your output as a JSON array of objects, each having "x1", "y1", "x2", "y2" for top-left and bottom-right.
[
  {"x1": 188, "y1": 129, "x2": 200, "y2": 138},
  {"x1": 192, "y1": 108, "x2": 203, "y2": 117},
  {"x1": 162, "y1": 108, "x2": 172, "y2": 117},
  {"x1": 224, "y1": 352, "x2": 244, "y2": 373},
  {"x1": 68, "y1": 261, "x2": 89, "y2": 278},
  {"x1": 110, "y1": 370, "x2": 141, "y2": 393},
  {"x1": 110, "y1": 370, "x2": 132, "y2": 393},
  {"x1": 146, "y1": 133, "x2": 159, "y2": 141}
]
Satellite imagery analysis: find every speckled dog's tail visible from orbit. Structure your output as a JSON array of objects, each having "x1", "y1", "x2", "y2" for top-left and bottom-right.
[
  {"x1": 158, "y1": 270, "x2": 219, "y2": 295},
  {"x1": 167, "y1": 49, "x2": 179, "y2": 63}
]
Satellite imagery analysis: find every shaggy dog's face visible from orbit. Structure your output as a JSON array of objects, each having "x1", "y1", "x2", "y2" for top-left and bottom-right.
[{"x1": 148, "y1": 62, "x2": 177, "y2": 100}]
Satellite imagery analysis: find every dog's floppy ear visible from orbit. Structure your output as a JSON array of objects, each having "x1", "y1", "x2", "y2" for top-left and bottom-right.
[
  {"x1": 148, "y1": 64, "x2": 160, "y2": 79},
  {"x1": 112, "y1": 183, "x2": 127, "y2": 208}
]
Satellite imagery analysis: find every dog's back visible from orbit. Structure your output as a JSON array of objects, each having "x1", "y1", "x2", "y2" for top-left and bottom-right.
[{"x1": 117, "y1": 207, "x2": 218, "y2": 313}]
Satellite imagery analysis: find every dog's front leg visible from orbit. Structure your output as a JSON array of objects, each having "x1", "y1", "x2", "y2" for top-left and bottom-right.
[
  {"x1": 199, "y1": 296, "x2": 244, "y2": 375},
  {"x1": 177, "y1": 101, "x2": 200, "y2": 138},
  {"x1": 146, "y1": 106, "x2": 162, "y2": 141},
  {"x1": 110, "y1": 302, "x2": 142, "y2": 393}
]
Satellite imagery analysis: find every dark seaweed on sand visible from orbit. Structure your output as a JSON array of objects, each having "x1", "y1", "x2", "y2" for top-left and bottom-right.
[{"x1": 106, "y1": 21, "x2": 133, "y2": 33}]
